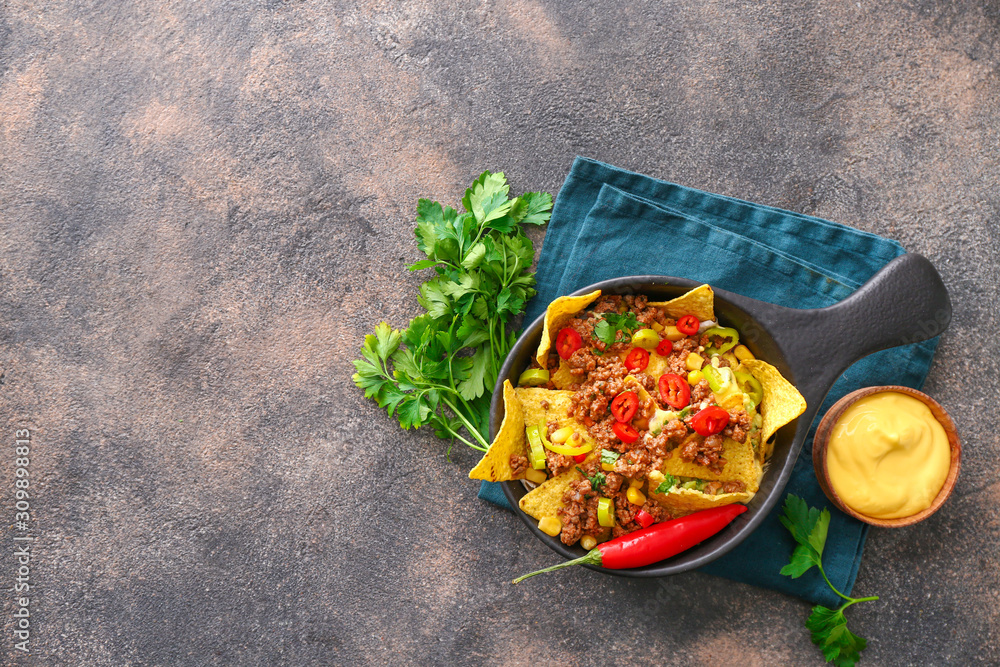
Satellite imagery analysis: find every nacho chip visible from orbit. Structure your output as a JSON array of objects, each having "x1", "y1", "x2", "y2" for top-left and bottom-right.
[
  {"x1": 648, "y1": 284, "x2": 715, "y2": 322},
  {"x1": 740, "y1": 359, "x2": 807, "y2": 444},
  {"x1": 519, "y1": 467, "x2": 584, "y2": 520},
  {"x1": 535, "y1": 290, "x2": 602, "y2": 366},
  {"x1": 651, "y1": 486, "x2": 754, "y2": 515},
  {"x1": 550, "y1": 359, "x2": 578, "y2": 390},
  {"x1": 660, "y1": 434, "x2": 764, "y2": 491},
  {"x1": 468, "y1": 380, "x2": 526, "y2": 482},
  {"x1": 515, "y1": 388, "x2": 597, "y2": 450}
]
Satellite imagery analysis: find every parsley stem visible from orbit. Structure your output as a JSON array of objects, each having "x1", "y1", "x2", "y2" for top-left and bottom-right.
[
  {"x1": 818, "y1": 565, "x2": 855, "y2": 603},
  {"x1": 444, "y1": 426, "x2": 486, "y2": 452},
  {"x1": 441, "y1": 396, "x2": 490, "y2": 449}
]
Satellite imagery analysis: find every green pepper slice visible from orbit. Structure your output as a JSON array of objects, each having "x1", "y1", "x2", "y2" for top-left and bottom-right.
[
  {"x1": 518, "y1": 368, "x2": 550, "y2": 387},
  {"x1": 703, "y1": 326, "x2": 739, "y2": 356},
  {"x1": 597, "y1": 497, "x2": 615, "y2": 527},
  {"x1": 630, "y1": 328, "x2": 661, "y2": 350},
  {"x1": 525, "y1": 425, "x2": 547, "y2": 469},
  {"x1": 734, "y1": 370, "x2": 764, "y2": 408},
  {"x1": 702, "y1": 365, "x2": 724, "y2": 393}
]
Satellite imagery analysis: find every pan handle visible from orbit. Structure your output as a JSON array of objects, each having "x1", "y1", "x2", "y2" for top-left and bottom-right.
[{"x1": 737, "y1": 253, "x2": 951, "y2": 405}]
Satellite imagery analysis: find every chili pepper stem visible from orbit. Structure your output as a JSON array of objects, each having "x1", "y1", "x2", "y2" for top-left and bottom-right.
[{"x1": 512, "y1": 549, "x2": 603, "y2": 584}]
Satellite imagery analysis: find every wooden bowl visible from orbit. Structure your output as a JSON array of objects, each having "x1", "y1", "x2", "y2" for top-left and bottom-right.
[{"x1": 812, "y1": 386, "x2": 961, "y2": 527}]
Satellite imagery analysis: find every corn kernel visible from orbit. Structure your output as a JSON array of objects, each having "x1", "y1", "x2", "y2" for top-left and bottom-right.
[
  {"x1": 629, "y1": 478, "x2": 644, "y2": 489},
  {"x1": 626, "y1": 487, "x2": 646, "y2": 505},
  {"x1": 722, "y1": 352, "x2": 739, "y2": 367},
  {"x1": 733, "y1": 344, "x2": 755, "y2": 362},
  {"x1": 685, "y1": 352, "x2": 704, "y2": 371},
  {"x1": 688, "y1": 370, "x2": 704, "y2": 385},
  {"x1": 524, "y1": 468, "x2": 547, "y2": 485},
  {"x1": 538, "y1": 516, "x2": 562, "y2": 536},
  {"x1": 601, "y1": 460, "x2": 615, "y2": 472},
  {"x1": 651, "y1": 322, "x2": 664, "y2": 332},
  {"x1": 550, "y1": 426, "x2": 575, "y2": 443},
  {"x1": 647, "y1": 470, "x2": 665, "y2": 487},
  {"x1": 664, "y1": 325, "x2": 684, "y2": 341},
  {"x1": 580, "y1": 535, "x2": 598, "y2": 550}
]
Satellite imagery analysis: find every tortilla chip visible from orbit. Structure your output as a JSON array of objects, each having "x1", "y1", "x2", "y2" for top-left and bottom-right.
[
  {"x1": 468, "y1": 380, "x2": 526, "y2": 482},
  {"x1": 648, "y1": 284, "x2": 715, "y2": 322},
  {"x1": 535, "y1": 290, "x2": 602, "y2": 366},
  {"x1": 740, "y1": 359, "x2": 807, "y2": 444},
  {"x1": 519, "y1": 467, "x2": 584, "y2": 520},
  {"x1": 652, "y1": 486, "x2": 754, "y2": 514},
  {"x1": 660, "y1": 434, "x2": 764, "y2": 492},
  {"x1": 514, "y1": 388, "x2": 597, "y2": 450},
  {"x1": 550, "y1": 359, "x2": 578, "y2": 390}
]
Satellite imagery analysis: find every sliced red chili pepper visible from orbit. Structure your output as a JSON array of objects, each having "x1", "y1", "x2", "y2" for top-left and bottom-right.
[
  {"x1": 612, "y1": 421, "x2": 640, "y2": 444},
  {"x1": 610, "y1": 391, "x2": 639, "y2": 423},
  {"x1": 572, "y1": 453, "x2": 588, "y2": 463},
  {"x1": 658, "y1": 373, "x2": 691, "y2": 410},
  {"x1": 676, "y1": 314, "x2": 699, "y2": 336},
  {"x1": 513, "y1": 504, "x2": 749, "y2": 581},
  {"x1": 655, "y1": 338, "x2": 673, "y2": 356},
  {"x1": 624, "y1": 347, "x2": 650, "y2": 372},
  {"x1": 556, "y1": 327, "x2": 583, "y2": 360},
  {"x1": 689, "y1": 406, "x2": 730, "y2": 436},
  {"x1": 635, "y1": 509, "x2": 655, "y2": 529}
]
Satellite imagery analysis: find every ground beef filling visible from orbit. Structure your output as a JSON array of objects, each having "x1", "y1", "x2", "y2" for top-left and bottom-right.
[
  {"x1": 509, "y1": 454, "x2": 528, "y2": 478},
  {"x1": 679, "y1": 434, "x2": 727, "y2": 473},
  {"x1": 703, "y1": 480, "x2": 747, "y2": 495}
]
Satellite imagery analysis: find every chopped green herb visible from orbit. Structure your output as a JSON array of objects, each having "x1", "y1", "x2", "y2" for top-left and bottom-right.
[
  {"x1": 654, "y1": 474, "x2": 679, "y2": 494},
  {"x1": 576, "y1": 466, "x2": 606, "y2": 490},
  {"x1": 780, "y1": 494, "x2": 879, "y2": 666},
  {"x1": 600, "y1": 449, "x2": 620, "y2": 467},
  {"x1": 592, "y1": 312, "x2": 641, "y2": 346}
]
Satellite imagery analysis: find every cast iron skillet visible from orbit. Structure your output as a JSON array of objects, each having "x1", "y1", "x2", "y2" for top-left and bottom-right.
[{"x1": 490, "y1": 253, "x2": 951, "y2": 577}]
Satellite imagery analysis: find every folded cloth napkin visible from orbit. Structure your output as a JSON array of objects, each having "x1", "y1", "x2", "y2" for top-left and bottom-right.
[{"x1": 479, "y1": 157, "x2": 939, "y2": 607}]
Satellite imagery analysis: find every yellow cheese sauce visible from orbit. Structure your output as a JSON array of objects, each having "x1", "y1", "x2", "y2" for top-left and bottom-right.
[{"x1": 826, "y1": 392, "x2": 950, "y2": 519}]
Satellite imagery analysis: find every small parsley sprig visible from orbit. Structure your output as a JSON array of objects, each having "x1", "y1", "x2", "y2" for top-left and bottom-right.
[
  {"x1": 352, "y1": 172, "x2": 552, "y2": 454},
  {"x1": 577, "y1": 466, "x2": 606, "y2": 491},
  {"x1": 592, "y1": 312, "x2": 641, "y2": 346},
  {"x1": 780, "y1": 494, "x2": 879, "y2": 666}
]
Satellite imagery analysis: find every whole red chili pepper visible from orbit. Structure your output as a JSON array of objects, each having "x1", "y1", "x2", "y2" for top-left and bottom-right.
[{"x1": 512, "y1": 504, "x2": 747, "y2": 583}]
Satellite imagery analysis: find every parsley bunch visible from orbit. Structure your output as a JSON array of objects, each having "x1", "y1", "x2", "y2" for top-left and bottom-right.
[
  {"x1": 352, "y1": 172, "x2": 552, "y2": 453},
  {"x1": 780, "y1": 494, "x2": 879, "y2": 666}
]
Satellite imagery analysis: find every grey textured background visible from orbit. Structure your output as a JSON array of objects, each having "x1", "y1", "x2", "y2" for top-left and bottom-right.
[{"x1": 1, "y1": 1, "x2": 998, "y2": 665}]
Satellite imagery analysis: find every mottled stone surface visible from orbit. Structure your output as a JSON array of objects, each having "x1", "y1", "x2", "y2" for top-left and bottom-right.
[{"x1": 1, "y1": 0, "x2": 998, "y2": 664}]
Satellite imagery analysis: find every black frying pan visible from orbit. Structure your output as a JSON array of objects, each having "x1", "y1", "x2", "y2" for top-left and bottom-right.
[{"x1": 490, "y1": 253, "x2": 951, "y2": 576}]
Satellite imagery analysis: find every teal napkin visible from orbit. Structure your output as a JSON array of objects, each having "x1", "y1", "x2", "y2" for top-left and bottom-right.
[{"x1": 479, "y1": 157, "x2": 939, "y2": 607}]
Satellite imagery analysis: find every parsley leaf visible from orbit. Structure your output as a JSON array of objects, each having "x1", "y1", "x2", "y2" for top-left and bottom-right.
[
  {"x1": 654, "y1": 474, "x2": 678, "y2": 495},
  {"x1": 780, "y1": 494, "x2": 879, "y2": 666},
  {"x1": 592, "y1": 312, "x2": 641, "y2": 346},
  {"x1": 576, "y1": 466, "x2": 606, "y2": 491},
  {"x1": 353, "y1": 172, "x2": 553, "y2": 456}
]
